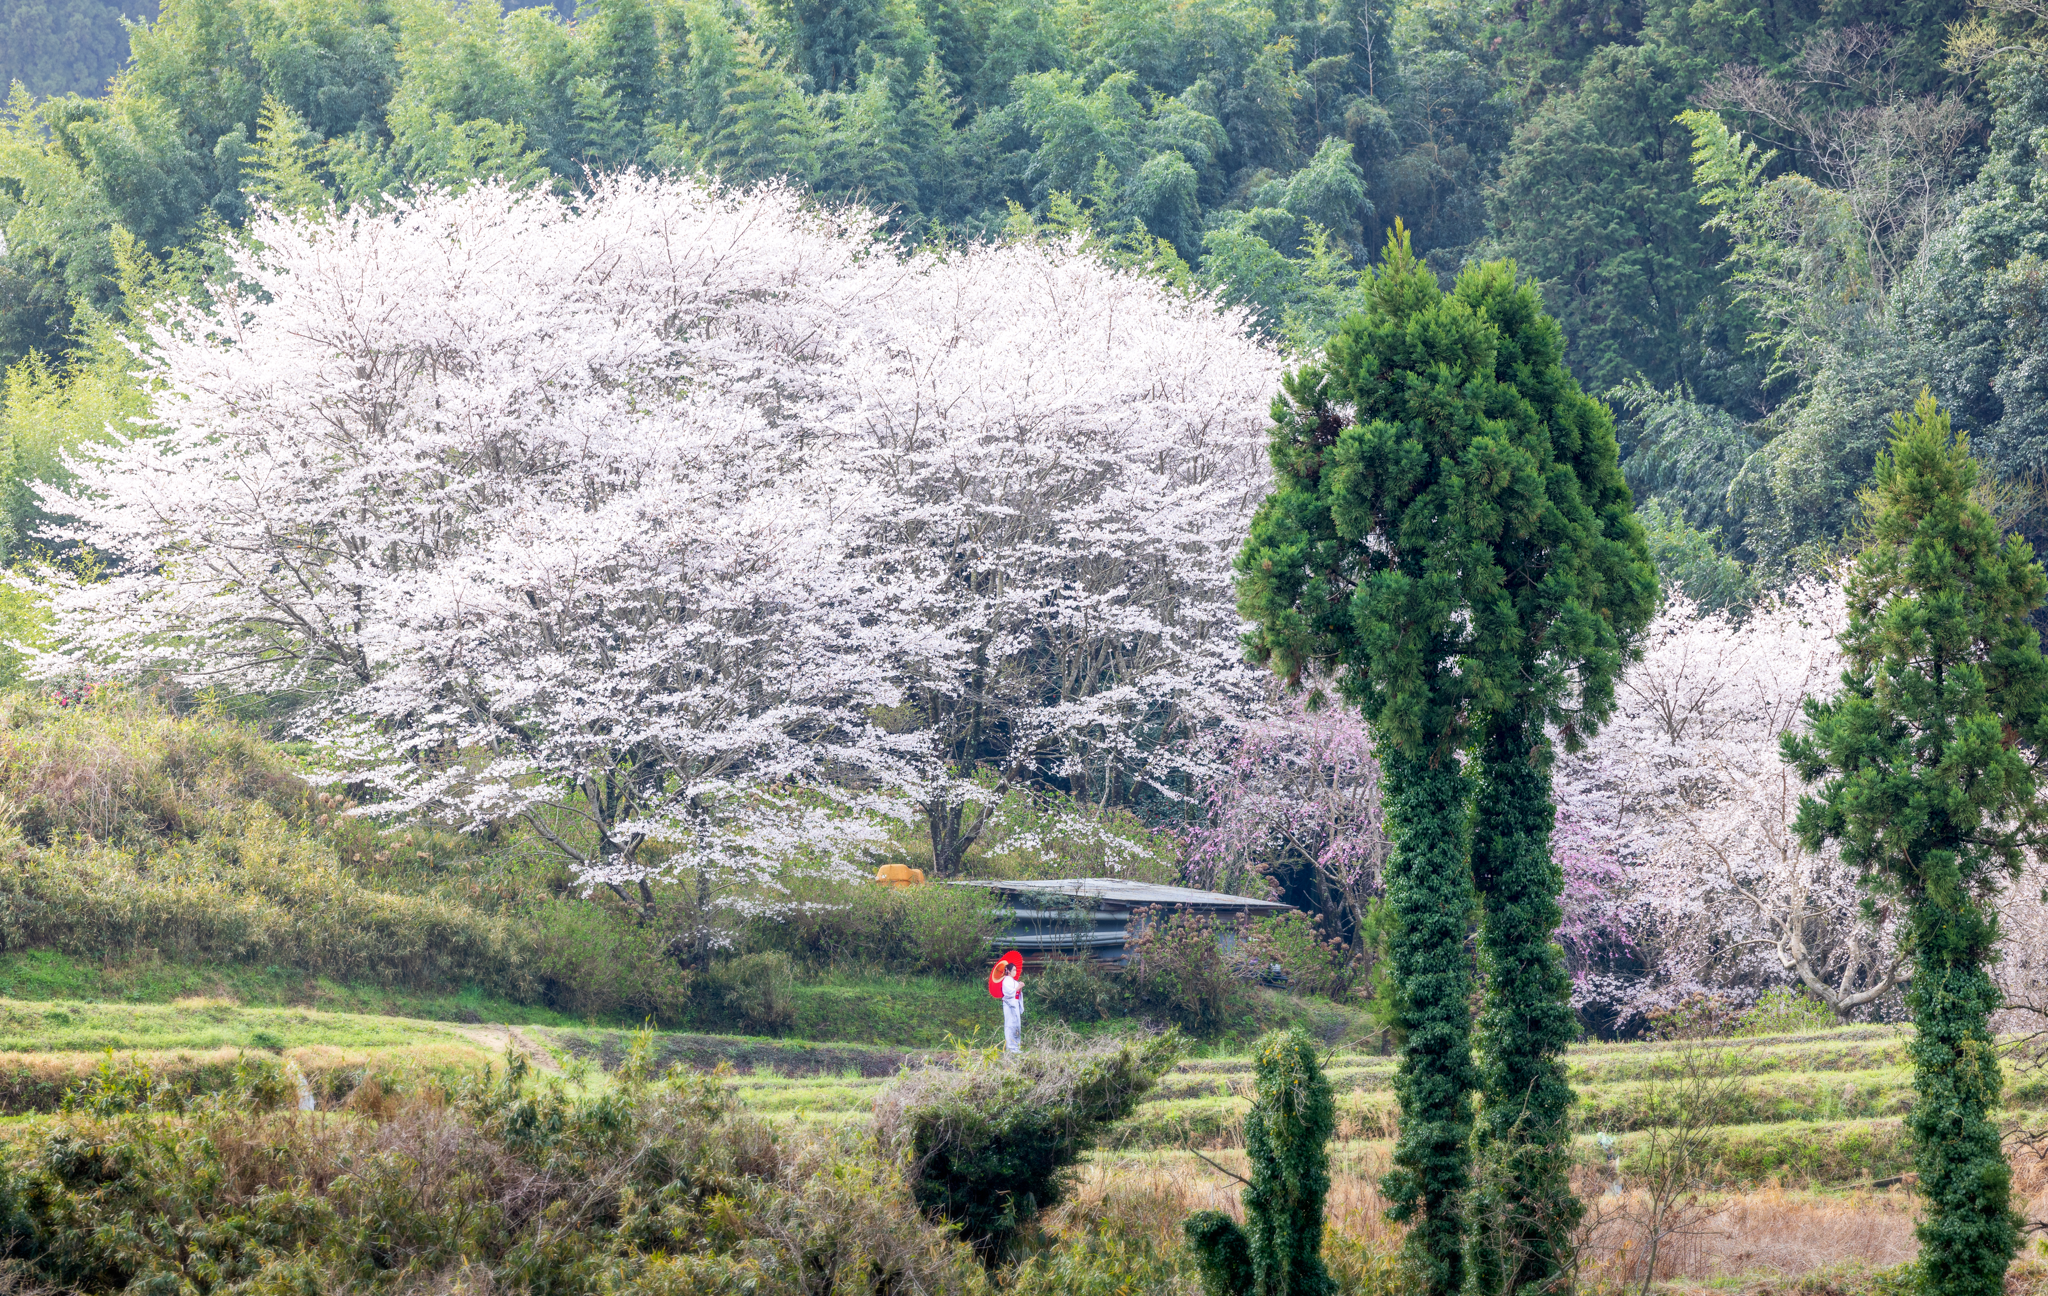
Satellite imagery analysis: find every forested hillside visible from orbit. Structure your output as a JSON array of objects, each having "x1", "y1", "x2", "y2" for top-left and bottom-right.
[
  {"x1": 0, "y1": 0, "x2": 161, "y2": 100},
  {"x1": 1, "y1": 0, "x2": 2047, "y2": 1020},
  {"x1": 4, "y1": 0, "x2": 2043, "y2": 595}
]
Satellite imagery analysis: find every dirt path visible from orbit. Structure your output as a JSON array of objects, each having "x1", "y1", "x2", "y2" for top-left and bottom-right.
[{"x1": 449, "y1": 1025, "x2": 564, "y2": 1075}]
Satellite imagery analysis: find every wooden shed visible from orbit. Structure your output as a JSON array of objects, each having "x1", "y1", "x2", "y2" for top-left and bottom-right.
[{"x1": 949, "y1": 878, "x2": 1294, "y2": 966}]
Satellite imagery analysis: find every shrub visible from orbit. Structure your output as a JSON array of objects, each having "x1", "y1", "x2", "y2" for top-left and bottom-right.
[
  {"x1": 61, "y1": 1050, "x2": 294, "y2": 1116},
  {"x1": 1243, "y1": 913, "x2": 1360, "y2": 1001},
  {"x1": 1646, "y1": 993, "x2": 1741, "y2": 1041},
  {"x1": 522, "y1": 895, "x2": 695, "y2": 1023},
  {"x1": 698, "y1": 952, "x2": 798, "y2": 1035},
  {"x1": 875, "y1": 1028, "x2": 1182, "y2": 1261},
  {"x1": 748, "y1": 878, "x2": 1004, "y2": 976},
  {"x1": 0, "y1": 1053, "x2": 988, "y2": 1296},
  {"x1": 1126, "y1": 909, "x2": 1240, "y2": 1034},
  {"x1": 1735, "y1": 987, "x2": 1840, "y2": 1036},
  {"x1": 1035, "y1": 960, "x2": 1128, "y2": 1023}
]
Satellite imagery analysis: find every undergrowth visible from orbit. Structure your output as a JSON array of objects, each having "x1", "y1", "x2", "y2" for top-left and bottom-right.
[{"x1": 0, "y1": 1044, "x2": 988, "y2": 1296}]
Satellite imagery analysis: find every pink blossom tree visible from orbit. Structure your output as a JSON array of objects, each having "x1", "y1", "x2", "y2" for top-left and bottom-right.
[
  {"x1": 1179, "y1": 687, "x2": 1391, "y2": 932},
  {"x1": 1182, "y1": 687, "x2": 1638, "y2": 975}
]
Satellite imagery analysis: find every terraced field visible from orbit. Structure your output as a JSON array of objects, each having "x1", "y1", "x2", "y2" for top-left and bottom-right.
[
  {"x1": 547, "y1": 1021, "x2": 2048, "y2": 1192},
  {"x1": 5, "y1": 1001, "x2": 2038, "y2": 1198},
  {"x1": 6, "y1": 999, "x2": 2046, "y2": 1290}
]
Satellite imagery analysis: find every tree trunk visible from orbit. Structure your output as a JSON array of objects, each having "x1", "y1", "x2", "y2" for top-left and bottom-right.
[
  {"x1": 1906, "y1": 873, "x2": 2019, "y2": 1296},
  {"x1": 1468, "y1": 714, "x2": 1582, "y2": 1296},
  {"x1": 1379, "y1": 747, "x2": 1476, "y2": 1296}
]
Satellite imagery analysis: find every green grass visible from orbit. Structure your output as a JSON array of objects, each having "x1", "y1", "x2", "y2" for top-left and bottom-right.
[
  {"x1": 0, "y1": 996, "x2": 465, "y2": 1055},
  {"x1": 0, "y1": 951, "x2": 584, "y2": 1026}
]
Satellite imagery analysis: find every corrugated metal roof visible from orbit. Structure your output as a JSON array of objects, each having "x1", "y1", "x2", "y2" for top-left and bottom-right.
[{"x1": 946, "y1": 878, "x2": 1293, "y2": 911}]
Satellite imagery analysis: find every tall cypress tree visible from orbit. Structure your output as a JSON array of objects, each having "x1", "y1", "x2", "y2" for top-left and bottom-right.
[
  {"x1": 1452, "y1": 263, "x2": 1655, "y2": 1295},
  {"x1": 1783, "y1": 394, "x2": 2046, "y2": 1296},
  {"x1": 1237, "y1": 227, "x2": 1652, "y2": 1295}
]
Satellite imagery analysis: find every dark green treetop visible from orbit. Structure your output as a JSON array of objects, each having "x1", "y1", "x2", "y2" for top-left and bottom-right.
[
  {"x1": 1784, "y1": 392, "x2": 2048, "y2": 910},
  {"x1": 1235, "y1": 224, "x2": 1654, "y2": 758}
]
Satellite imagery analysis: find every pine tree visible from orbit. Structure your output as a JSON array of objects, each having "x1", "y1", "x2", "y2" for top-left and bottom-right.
[{"x1": 1783, "y1": 393, "x2": 2045, "y2": 1296}]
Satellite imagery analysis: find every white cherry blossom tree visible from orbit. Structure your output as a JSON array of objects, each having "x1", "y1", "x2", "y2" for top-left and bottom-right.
[
  {"x1": 38, "y1": 173, "x2": 1284, "y2": 935},
  {"x1": 41, "y1": 178, "x2": 929, "y2": 944},
  {"x1": 837, "y1": 240, "x2": 1281, "y2": 874},
  {"x1": 1557, "y1": 582, "x2": 1903, "y2": 1026}
]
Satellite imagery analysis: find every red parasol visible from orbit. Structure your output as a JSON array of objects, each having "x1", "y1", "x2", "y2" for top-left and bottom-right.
[{"x1": 987, "y1": 950, "x2": 1023, "y2": 997}]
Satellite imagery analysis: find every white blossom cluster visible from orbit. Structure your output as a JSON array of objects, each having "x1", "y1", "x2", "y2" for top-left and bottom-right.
[
  {"x1": 37, "y1": 176, "x2": 1280, "y2": 910},
  {"x1": 1561, "y1": 581, "x2": 2048, "y2": 1028},
  {"x1": 1555, "y1": 583, "x2": 1882, "y2": 1025}
]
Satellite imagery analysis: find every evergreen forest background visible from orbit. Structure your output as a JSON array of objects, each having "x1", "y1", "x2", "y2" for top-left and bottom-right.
[{"x1": 2, "y1": 0, "x2": 2047, "y2": 608}]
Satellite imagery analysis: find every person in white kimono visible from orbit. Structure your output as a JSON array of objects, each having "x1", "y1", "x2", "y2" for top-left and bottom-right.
[{"x1": 1000, "y1": 963, "x2": 1024, "y2": 1052}]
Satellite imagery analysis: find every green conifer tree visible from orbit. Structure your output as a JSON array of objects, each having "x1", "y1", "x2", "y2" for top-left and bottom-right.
[
  {"x1": 1451, "y1": 262, "x2": 1654, "y2": 1296},
  {"x1": 1783, "y1": 393, "x2": 2046, "y2": 1296},
  {"x1": 1235, "y1": 226, "x2": 1480, "y2": 1296},
  {"x1": 1185, "y1": 1029, "x2": 1336, "y2": 1296},
  {"x1": 1237, "y1": 227, "x2": 1653, "y2": 1296}
]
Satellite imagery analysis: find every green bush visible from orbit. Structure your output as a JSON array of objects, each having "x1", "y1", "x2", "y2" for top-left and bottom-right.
[
  {"x1": 521, "y1": 895, "x2": 695, "y2": 1023},
  {"x1": 1735, "y1": 987, "x2": 1840, "y2": 1036},
  {"x1": 0, "y1": 1053, "x2": 987, "y2": 1296},
  {"x1": 698, "y1": 952, "x2": 798, "y2": 1035},
  {"x1": 875, "y1": 1029, "x2": 1182, "y2": 1261},
  {"x1": 1245, "y1": 913, "x2": 1359, "y2": 1001},
  {"x1": 1646, "y1": 992, "x2": 1741, "y2": 1040},
  {"x1": 60, "y1": 1049, "x2": 294, "y2": 1116},
  {"x1": 1034, "y1": 959, "x2": 1128, "y2": 1023},
  {"x1": 1185, "y1": 1028, "x2": 1337, "y2": 1296},
  {"x1": 747, "y1": 878, "x2": 1003, "y2": 976},
  {"x1": 1126, "y1": 910, "x2": 1241, "y2": 1034}
]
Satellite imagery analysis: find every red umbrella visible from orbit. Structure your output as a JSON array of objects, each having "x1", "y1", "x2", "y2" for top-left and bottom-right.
[{"x1": 987, "y1": 950, "x2": 1023, "y2": 997}]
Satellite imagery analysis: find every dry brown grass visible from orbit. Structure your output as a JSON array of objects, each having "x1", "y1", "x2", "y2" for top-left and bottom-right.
[
  {"x1": 170, "y1": 994, "x2": 241, "y2": 1010},
  {"x1": 1032, "y1": 1144, "x2": 1945, "y2": 1291},
  {"x1": 1577, "y1": 1181, "x2": 1919, "y2": 1289},
  {"x1": 1037, "y1": 1143, "x2": 1405, "y2": 1259}
]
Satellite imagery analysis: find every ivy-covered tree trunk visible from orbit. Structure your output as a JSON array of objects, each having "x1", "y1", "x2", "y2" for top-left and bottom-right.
[
  {"x1": 1467, "y1": 712, "x2": 1581, "y2": 1295},
  {"x1": 1379, "y1": 748, "x2": 1476, "y2": 1296},
  {"x1": 1907, "y1": 884, "x2": 2016, "y2": 1296}
]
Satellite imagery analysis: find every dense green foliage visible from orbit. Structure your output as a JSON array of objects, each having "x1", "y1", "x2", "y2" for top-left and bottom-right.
[
  {"x1": 1184, "y1": 1028, "x2": 1337, "y2": 1296},
  {"x1": 875, "y1": 1031, "x2": 1181, "y2": 1261},
  {"x1": 0, "y1": 1047, "x2": 990, "y2": 1295},
  {"x1": 1, "y1": 0, "x2": 2036, "y2": 613},
  {"x1": 1235, "y1": 232, "x2": 1650, "y2": 1294},
  {"x1": 0, "y1": 0, "x2": 158, "y2": 101},
  {"x1": 1783, "y1": 395, "x2": 2048, "y2": 1296}
]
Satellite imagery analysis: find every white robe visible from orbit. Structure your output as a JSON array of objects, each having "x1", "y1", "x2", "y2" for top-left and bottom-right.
[{"x1": 1000, "y1": 974, "x2": 1023, "y2": 1051}]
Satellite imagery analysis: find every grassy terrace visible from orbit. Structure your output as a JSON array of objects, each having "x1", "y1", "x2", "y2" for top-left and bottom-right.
[
  {"x1": 539, "y1": 1020, "x2": 2048, "y2": 1190},
  {"x1": 1, "y1": 993, "x2": 2039, "y2": 1194}
]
